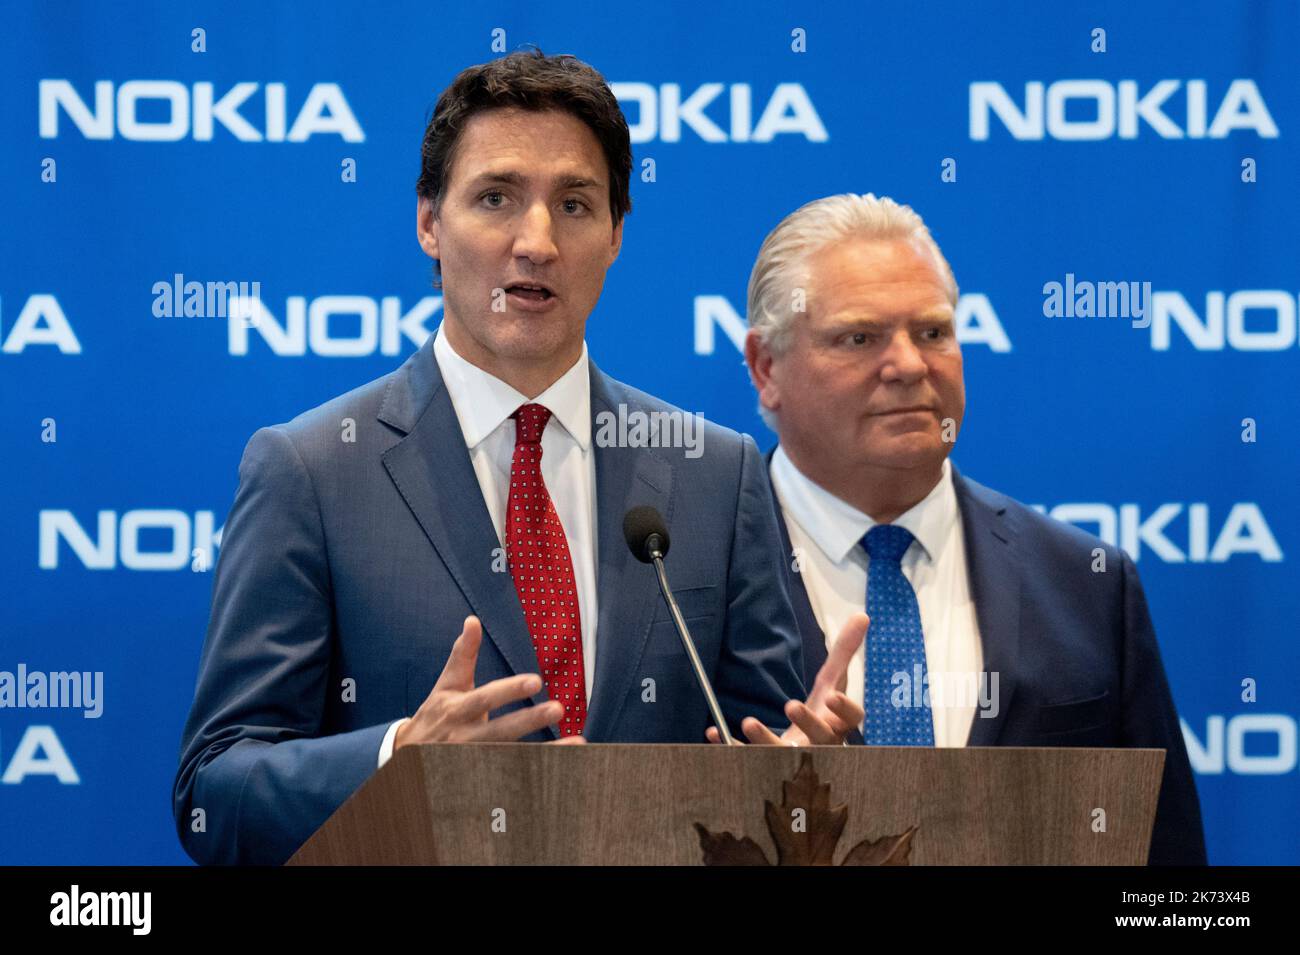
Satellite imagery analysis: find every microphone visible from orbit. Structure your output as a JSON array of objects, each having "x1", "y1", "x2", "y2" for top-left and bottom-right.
[{"x1": 623, "y1": 506, "x2": 737, "y2": 745}]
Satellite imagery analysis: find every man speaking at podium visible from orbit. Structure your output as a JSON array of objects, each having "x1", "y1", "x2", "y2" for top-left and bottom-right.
[
  {"x1": 173, "y1": 51, "x2": 862, "y2": 866},
  {"x1": 742, "y1": 193, "x2": 1207, "y2": 865}
]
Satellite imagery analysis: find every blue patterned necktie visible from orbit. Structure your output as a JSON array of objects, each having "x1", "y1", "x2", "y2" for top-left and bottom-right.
[{"x1": 862, "y1": 524, "x2": 934, "y2": 746}]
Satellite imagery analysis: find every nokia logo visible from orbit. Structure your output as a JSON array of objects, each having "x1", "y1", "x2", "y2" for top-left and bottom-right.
[
  {"x1": 1145, "y1": 291, "x2": 1300, "y2": 351},
  {"x1": 39, "y1": 80, "x2": 365, "y2": 141},
  {"x1": 1034, "y1": 502, "x2": 1282, "y2": 563},
  {"x1": 693, "y1": 292, "x2": 1012, "y2": 355},
  {"x1": 1, "y1": 727, "x2": 79, "y2": 785},
  {"x1": 228, "y1": 295, "x2": 440, "y2": 356},
  {"x1": 0, "y1": 295, "x2": 80, "y2": 354},
  {"x1": 1184, "y1": 715, "x2": 1297, "y2": 776},
  {"x1": 970, "y1": 79, "x2": 1277, "y2": 141},
  {"x1": 39, "y1": 510, "x2": 224, "y2": 570},
  {"x1": 611, "y1": 83, "x2": 827, "y2": 143}
]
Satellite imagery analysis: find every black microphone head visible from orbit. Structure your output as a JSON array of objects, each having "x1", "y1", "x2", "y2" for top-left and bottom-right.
[{"x1": 623, "y1": 506, "x2": 670, "y2": 563}]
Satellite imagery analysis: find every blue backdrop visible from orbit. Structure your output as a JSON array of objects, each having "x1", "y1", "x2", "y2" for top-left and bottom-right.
[{"x1": 1, "y1": 0, "x2": 1296, "y2": 864}]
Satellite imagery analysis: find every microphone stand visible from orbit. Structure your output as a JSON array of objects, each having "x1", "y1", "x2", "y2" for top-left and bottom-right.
[{"x1": 646, "y1": 534, "x2": 737, "y2": 745}]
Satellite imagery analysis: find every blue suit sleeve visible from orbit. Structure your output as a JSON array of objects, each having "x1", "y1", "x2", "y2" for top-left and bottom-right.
[
  {"x1": 713, "y1": 434, "x2": 809, "y2": 734},
  {"x1": 1118, "y1": 552, "x2": 1208, "y2": 865},
  {"x1": 172, "y1": 426, "x2": 391, "y2": 866}
]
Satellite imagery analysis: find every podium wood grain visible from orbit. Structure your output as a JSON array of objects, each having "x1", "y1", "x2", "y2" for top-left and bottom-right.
[{"x1": 287, "y1": 743, "x2": 1164, "y2": 865}]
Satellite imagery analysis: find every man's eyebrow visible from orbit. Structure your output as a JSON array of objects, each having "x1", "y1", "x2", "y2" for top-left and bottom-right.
[
  {"x1": 911, "y1": 308, "x2": 955, "y2": 323},
  {"x1": 467, "y1": 170, "x2": 526, "y2": 188},
  {"x1": 824, "y1": 314, "x2": 889, "y2": 328},
  {"x1": 822, "y1": 308, "x2": 954, "y2": 329},
  {"x1": 465, "y1": 170, "x2": 605, "y2": 190},
  {"x1": 554, "y1": 174, "x2": 604, "y2": 190}
]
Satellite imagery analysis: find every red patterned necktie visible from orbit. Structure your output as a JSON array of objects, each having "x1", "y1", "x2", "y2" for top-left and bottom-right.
[{"x1": 506, "y1": 403, "x2": 587, "y2": 736}]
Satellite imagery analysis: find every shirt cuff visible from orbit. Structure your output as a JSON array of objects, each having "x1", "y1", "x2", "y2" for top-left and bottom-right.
[{"x1": 378, "y1": 717, "x2": 410, "y2": 769}]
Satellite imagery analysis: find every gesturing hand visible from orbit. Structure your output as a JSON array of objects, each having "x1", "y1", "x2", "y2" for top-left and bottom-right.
[
  {"x1": 706, "y1": 613, "x2": 869, "y2": 746},
  {"x1": 394, "y1": 616, "x2": 585, "y2": 751}
]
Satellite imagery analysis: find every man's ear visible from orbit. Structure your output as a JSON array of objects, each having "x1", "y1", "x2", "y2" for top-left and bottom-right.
[
  {"x1": 744, "y1": 328, "x2": 779, "y2": 414},
  {"x1": 417, "y1": 197, "x2": 439, "y2": 260},
  {"x1": 607, "y1": 216, "x2": 624, "y2": 266}
]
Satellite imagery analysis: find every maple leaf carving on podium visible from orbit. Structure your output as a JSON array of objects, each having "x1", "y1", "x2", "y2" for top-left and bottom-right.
[{"x1": 694, "y1": 753, "x2": 918, "y2": 866}]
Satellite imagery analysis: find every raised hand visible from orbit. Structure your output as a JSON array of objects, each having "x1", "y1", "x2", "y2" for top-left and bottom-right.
[
  {"x1": 395, "y1": 616, "x2": 585, "y2": 749},
  {"x1": 706, "y1": 613, "x2": 868, "y2": 746}
]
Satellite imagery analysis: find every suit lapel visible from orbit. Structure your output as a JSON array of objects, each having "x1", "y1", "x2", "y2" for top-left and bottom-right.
[
  {"x1": 377, "y1": 337, "x2": 554, "y2": 736},
  {"x1": 763, "y1": 446, "x2": 863, "y2": 744},
  {"x1": 582, "y1": 366, "x2": 673, "y2": 741},
  {"x1": 952, "y1": 466, "x2": 1021, "y2": 747},
  {"x1": 763, "y1": 448, "x2": 828, "y2": 684}
]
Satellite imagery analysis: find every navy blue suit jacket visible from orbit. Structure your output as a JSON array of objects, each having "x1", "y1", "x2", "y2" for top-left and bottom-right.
[
  {"x1": 172, "y1": 335, "x2": 806, "y2": 865},
  {"x1": 767, "y1": 452, "x2": 1207, "y2": 866}
]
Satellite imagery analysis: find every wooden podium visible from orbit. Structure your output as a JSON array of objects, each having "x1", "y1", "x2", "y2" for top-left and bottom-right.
[{"x1": 288, "y1": 744, "x2": 1165, "y2": 866}]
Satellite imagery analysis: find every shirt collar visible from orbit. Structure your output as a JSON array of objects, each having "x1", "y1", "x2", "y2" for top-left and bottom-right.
[
  {"x1": 433, "y1": 323, "x2": 591, "y2": 450},
  {"x1": 770, "y1": 448, "x2": 957, "y2": 565}
]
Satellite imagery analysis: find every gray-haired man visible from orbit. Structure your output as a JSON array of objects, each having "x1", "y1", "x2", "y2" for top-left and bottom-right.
[{"x1": 743, "y1": 193, "x2": 1206, "y2": 865}]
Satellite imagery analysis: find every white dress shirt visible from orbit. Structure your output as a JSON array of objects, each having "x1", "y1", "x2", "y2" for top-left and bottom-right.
[
  {"x1": 378, "y1": 325, "x2": 599, "y2": 766},
  {"x1": 769, "y1": 450, "x2": 983, "y2": 747}
]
